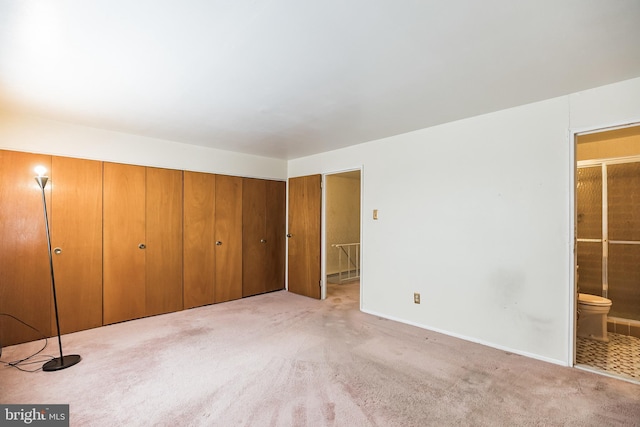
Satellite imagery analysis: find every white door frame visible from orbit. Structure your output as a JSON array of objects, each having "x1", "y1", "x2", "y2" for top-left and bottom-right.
[
  {"x1": 321, "y1": 166, "x2": 364, "y2": 308},
  {"x1": 570, "y1": 121, "x2": 640, "y2": 367}
]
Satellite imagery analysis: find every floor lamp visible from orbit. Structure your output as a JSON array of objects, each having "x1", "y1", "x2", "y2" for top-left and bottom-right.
[{"x1": 35, "y1": 166, "x2": 81, "y2": 371}]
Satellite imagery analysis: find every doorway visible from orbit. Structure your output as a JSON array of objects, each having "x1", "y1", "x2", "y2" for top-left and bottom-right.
[
  {"x1": 574, "y1": 124, "x2": 640, "y2": 383},
  {"x1": 324, "y1": 170, "x2": 361, "y2": 302}
]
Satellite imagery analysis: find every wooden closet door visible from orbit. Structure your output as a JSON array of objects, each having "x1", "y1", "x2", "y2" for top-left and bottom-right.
[
  {"x1": 215, "y1": 175, "x2": 243, "y2": 303},
  {"x1": 242, "y1": 178, "x2": 267, "y2": 297},
  {"x1": 0, "y1": 150, "x2": 52, "y2": 345},
  {"x1": 51, "y1": 156, "x2": 103, "y2": 334},
  {"x1": 265, "y1": 180, "x2": 286, "y2": 293},
  {"x1": 146, "y1": 167, "x2": 183, "y2": 316},
  {"x1": 183, "y1": 171, "x2": 216, "y2": 309},
  {"x1": 288, "y1": 175, "x2": 322, "y2": 299},
  {"x1": 103, "y1": 162, "x2": 146, "y2": 324}
]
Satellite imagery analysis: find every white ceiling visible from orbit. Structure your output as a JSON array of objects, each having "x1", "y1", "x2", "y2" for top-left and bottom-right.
[{"x1": 1, "y1": 1, "x2": 640, "y2": 160}]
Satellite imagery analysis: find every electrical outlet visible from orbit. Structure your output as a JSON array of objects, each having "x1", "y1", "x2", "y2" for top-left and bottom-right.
[{"x1": 414, "y1": 293, "x2": 420, "y2": 304}]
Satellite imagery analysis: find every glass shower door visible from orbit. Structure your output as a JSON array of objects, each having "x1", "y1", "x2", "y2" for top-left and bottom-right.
[
  {"x1": 576, "y1": 166, "x2": 603, "y2": 296},
  {"x1": 607, "y1": 162, "x2": 640, "y2": 320}
]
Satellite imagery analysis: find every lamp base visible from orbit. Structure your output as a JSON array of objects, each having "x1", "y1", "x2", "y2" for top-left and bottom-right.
[{"x1": 42, "y1": 354, "x2": 81, "y2": 372}]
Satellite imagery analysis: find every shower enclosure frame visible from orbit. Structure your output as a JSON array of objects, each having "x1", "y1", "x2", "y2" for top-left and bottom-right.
[{"x1": 577, "y1": 154, "x2": 640, "y2": 316}]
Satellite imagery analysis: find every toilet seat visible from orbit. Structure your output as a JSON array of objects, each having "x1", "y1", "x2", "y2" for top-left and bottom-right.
[{"x1": 578, "y1": 293, "x2": 612, "y2": 307}]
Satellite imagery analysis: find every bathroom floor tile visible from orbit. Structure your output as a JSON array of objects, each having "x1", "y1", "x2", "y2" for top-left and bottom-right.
[{"x1": 576, "y1": 333, "x2": 640, "y2": 381}]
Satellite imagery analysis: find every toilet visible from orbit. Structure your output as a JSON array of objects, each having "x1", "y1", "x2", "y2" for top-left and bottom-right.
[{"x1": 577, "y1": 293, "x2": 612, "y2": 342}]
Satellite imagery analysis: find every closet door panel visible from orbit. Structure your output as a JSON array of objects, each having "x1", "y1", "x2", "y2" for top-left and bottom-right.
[
  {"x1": 0, "y1": 151, "x2": 52, "y2": 345},
  {"x1": 146, "y1": 167, "x2": 184, "y2": 316},
  {"x1": 51, "y1": 156, "x2": 103, "y2": 334},
  {"x1": 288, "y1": 174, "x2": 322, "y2": 299},
  {"x1": 103, "y1": 162, "x2": 146, "y2": 324},
  {"x1": 242, "y1": 178, "x2": 267, "y2": 297},
  {"x1": 183, "y1": 171, "x2": 216, "y2": 308},
  {"x1": 215, "y1": 175, "x2": 243, "y2": 303},
  {"x1": 265, "y1": 180, "x2": 286, "y2": 293}
]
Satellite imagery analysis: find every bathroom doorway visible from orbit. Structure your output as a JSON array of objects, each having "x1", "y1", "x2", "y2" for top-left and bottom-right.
[
  {"x1": 324, "y1": 170, "x2": 361, "y2": 302},
  {"x1": 574, "y1": 124, "x2": 640, "y2": 383}
]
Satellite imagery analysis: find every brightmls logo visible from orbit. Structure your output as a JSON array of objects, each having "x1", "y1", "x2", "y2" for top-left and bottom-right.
[
  {"x1": 1, "y1": 405, "x2": 69, "y2": 426},
  {"x1": 4, "y1": 408, "x2": 47, "y2": 424}
]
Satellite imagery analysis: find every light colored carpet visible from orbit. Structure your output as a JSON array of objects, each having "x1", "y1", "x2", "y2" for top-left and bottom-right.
[{"x1": 2, "y1": 282, "x2": 639, "y2": 426}]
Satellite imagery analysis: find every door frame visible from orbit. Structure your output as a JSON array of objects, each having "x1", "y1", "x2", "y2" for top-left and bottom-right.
[
  {"x1": 570, "y1": 120, "x2": 640, "y2": 367},
  {"x1": 321, "y1": 167, "x2": 364, "y2": 304},
  {"x1": 285, "y1": 166, "x2": 364, "y2": 308}
]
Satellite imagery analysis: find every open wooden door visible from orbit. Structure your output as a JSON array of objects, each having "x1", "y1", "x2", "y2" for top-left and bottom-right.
[{"x1": 288, "y1": 175, "x2": 322, "y2": 299}]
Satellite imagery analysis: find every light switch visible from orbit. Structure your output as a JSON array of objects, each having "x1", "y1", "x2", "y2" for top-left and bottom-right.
[{"x1": 373, "y1": 209, "x2": 378, "y2": 220}]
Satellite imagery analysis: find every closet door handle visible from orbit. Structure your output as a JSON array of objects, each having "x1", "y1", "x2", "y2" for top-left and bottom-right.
[
  {"x1": 286, "y1": 234, "x2": 292, "y2": 238},
  {"x1": 216, "y1": 241, "x2": 223, "y2": 246},
  {"x1": 260, "y1": 239, "x2": 267, "y2": 243},
  {"x1": 54, "y1": 247, "x2": 62, "y2": 255},
  {"x1": 138, "y1": 243, "x2": 146, "y2": 249}
]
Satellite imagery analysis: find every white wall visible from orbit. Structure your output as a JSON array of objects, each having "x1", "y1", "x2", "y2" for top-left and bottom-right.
[
  {"x1": 289, "y1": 76, "x2": 640, "y2": 365},
  {"x1": 0, "y1": 110, "x2": 287, "y2": 180}
]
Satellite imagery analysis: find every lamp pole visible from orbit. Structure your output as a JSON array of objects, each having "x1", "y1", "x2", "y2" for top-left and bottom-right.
[{"x1": 35, "y1": 170, "x2": 81, "y2": 371}]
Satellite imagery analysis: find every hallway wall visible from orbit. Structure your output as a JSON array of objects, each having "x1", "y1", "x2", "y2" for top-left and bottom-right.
[
  {"x1": 289, "y1": 76, "x2": 640, "y2": 365},
  {"x1": 326, "y1": 173, "x2": 361, "y2": 276}
]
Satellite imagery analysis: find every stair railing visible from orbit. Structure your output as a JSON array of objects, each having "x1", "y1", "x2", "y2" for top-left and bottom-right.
[{"x1": 331, "y1": 243, "x2": 360, "y2": 283}]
